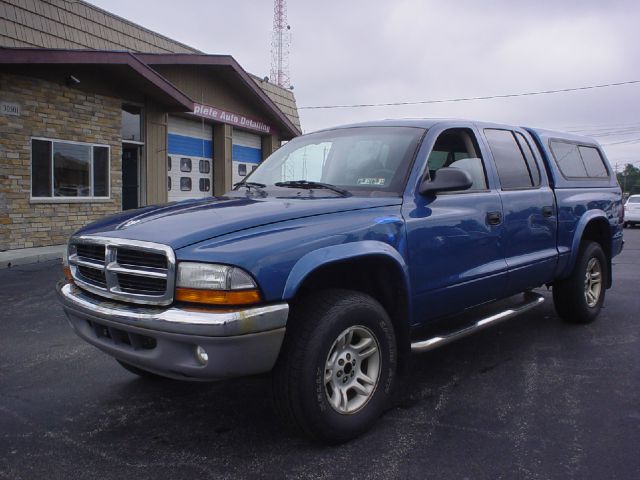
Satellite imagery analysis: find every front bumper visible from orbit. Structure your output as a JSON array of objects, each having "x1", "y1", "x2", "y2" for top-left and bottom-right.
[{"x1": 56, "y1": 281, "x2": 288, "y2": 380}]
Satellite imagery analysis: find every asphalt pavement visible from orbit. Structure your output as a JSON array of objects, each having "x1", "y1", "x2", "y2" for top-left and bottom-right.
[{"x1": 1, "y1": 231, "x2": 639, "y2": 479}]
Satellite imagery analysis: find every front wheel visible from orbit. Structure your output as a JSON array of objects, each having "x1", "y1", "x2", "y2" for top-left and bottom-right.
[
  {"x1": 553, "y1": 241, "x2": 607, "y2": 324},
  {"x1": 272, "y1": 290, "x2": 397, "y2": 443}
]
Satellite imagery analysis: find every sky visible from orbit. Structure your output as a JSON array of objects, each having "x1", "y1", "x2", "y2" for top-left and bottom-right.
[{"x1": 87, "y1": 0, "x2": 640, "y2": 168}]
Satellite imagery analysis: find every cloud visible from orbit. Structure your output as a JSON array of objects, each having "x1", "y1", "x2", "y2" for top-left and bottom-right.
[{"x1": 87, "y1": 0, "x2": 640, "y2": 166}]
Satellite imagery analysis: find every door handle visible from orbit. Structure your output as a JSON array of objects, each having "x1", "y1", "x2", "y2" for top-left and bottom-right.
[
  {"x1": 542, "y1": 206, "x2": 554, "y2": 217},
  {"x1": 486, "y1": 211, "x2": 502, "y2": 226}
]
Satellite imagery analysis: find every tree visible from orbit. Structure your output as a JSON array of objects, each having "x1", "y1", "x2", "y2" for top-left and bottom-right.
[{"x1": 616, "y1": 164, "x2": 640, "y2": 196}]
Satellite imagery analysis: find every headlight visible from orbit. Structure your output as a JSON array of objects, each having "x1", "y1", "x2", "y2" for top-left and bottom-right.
[{"x1": 175, "y1": 262, "x2": 261, "y2": 306}]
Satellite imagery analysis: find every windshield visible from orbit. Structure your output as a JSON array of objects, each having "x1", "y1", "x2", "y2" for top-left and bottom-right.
[
  {"x1": 628, "y1": 196, "x2": 640, "y2": 204},
  {"x1": 243, "y1": 126, "x2": 425, "y2": 196}
]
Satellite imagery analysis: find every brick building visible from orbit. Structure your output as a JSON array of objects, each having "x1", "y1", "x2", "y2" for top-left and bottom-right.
[{"x1": 0, "y1": 0, "x2": 301, "y2": 251}]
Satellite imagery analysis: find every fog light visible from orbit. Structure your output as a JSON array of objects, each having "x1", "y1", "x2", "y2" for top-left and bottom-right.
[{"x1": 195, "y1": 345, "x2": 208, "y2": 365}]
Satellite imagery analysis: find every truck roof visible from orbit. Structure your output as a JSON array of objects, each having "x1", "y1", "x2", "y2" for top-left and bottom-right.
[{"x1": 312, "y1": 119, "x2": 600, "y2": 145}]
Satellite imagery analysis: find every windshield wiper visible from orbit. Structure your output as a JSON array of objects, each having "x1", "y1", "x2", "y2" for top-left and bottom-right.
[
  {"x1": 274, "y1": 180, "x2": 351, "y2": 197},
  {"x1": 233, "y1": 181, "x2": 266, "y2": 191}
]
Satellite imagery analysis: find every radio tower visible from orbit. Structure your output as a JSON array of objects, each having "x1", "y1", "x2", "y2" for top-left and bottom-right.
[{"x1": 270, "y1": 0, "x2": 291, "y2": 88}]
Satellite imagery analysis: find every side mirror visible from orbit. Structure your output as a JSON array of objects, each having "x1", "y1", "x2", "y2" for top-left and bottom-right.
[{"x1": 419, "y1": 167, "x2": 473, "y2": 195}]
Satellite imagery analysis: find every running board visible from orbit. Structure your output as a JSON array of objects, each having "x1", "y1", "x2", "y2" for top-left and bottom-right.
[{"x1": 410, "y1": 292, "x2": 545, "y2": 353}]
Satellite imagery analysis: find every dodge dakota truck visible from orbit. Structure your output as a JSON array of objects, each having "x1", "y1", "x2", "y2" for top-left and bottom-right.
[{"x1": 57, "y1": 119, "x2": 623, "y2": 442}]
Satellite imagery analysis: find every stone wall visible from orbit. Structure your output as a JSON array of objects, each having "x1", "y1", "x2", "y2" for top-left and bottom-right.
[{"x1": 0, "y1": 73, "x2": 122, "y2": 250}]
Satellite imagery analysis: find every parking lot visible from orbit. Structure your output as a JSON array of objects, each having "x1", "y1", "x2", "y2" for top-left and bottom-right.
[{"x1": 1, "y1": 231, "x2": 639, "y2": 479}]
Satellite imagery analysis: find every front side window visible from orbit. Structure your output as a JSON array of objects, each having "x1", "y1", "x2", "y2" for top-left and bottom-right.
[
  {"x1": 246, "y1": 126, "x2": 424, "y2": 196},
  {"x1": 31, "y1": 139, "x2": 110, "y2": 198},
  {"x1": 426, "y1": 128, "x2": 487, "y2": 191}
]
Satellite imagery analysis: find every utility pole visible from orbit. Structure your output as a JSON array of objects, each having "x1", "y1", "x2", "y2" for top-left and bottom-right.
[{"x1": 270, "y1": 0, "x2": 291, "y2": 88}]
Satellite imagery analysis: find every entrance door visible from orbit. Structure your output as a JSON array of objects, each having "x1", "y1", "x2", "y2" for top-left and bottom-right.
[
  {"x1": 167, "y1": 116, "x2": 213, "y2": 202},
  {"x1": 122, "y1": 145, "x2": 139, "y2": 210},
  {"x1": 232, "y1": 129, "x2": 262, "y2": 185}
]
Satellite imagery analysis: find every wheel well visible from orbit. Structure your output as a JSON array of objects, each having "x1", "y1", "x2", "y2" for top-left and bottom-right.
[
  {"x1": 293, "y1": 256, "x2": 411, "y2": 373},
  {"x1": 581, "y1": 218, "x2": 612, "y2": 287}
]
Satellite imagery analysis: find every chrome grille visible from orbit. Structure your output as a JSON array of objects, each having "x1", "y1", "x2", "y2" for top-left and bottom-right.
[
  {"x1": 117, "y1": 273, "x2": 166, "y2": 294},
  {"x1": 117, "y1": 248, "x2": 167, "y2": 269},
  {"x1": 68, "y1": 236, "x2": 176, "y2": 305},
  {"x1": 76, "y1": 244, "x2": 105, "y2": 262},
  {"x1": 77, "y1": 265, "x2": 107, "y2": 288}
]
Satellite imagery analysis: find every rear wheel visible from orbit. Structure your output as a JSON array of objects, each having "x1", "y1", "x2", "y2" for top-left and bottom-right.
[
  {"x1": 553, "y1": 241, "x2": 607, "y2": 324},
  {"x1": 272, "y1": 289, "x2": 397, "y2": 443}
]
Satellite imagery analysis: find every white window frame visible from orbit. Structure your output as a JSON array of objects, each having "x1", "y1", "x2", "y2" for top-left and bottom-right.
[{"x1": 30, "y1": 137, "x2": 111, "y2": 203}]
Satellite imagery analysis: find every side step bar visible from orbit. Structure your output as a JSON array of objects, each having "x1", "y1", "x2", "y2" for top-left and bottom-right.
[{"x1": 411, "y1": 292, "x2": 545, "y2": 353}]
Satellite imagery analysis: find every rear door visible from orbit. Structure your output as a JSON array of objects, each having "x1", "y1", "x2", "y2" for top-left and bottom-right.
[{"x1": 481, "y1": 128, "x2": 558, "y2": 294}]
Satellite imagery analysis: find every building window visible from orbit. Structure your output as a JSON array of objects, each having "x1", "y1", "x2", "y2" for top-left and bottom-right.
[
  {"x1": 199, "y1": 178, "x2": 210, "y2": 192},
  {"x1": 199, "y1": 160, "x2": 210, "y2": 174},
  {"x1": 122, "y1": 105, "x2": 143, "y2": 143},
  {"x1": 31, "y1": 138, "x2": 110, "y2": 198},
  {"x1": 180, "y1": 177, "x2": 192, "y2": 191},
  {"x1": 180, "y1": 158, "x2": 192, "y2": 172}
]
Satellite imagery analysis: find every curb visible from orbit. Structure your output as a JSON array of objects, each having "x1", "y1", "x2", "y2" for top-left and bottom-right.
[{"x1": 0, "y1": 245, "x2": 66, "y2": 269}]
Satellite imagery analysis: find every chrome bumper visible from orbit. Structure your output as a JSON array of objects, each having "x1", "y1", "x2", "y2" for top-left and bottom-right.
[{"x1": 56, "y1": 281, "x2": 289, "y2": 380}]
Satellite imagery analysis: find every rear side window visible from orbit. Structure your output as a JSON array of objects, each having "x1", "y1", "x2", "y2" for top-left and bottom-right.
[
  {"x1": 484, "y1": 129, "x2": 535, "y2": 189},
  {"x1": 550, "y1": 141, "x2": 609, "y2": 179},
  {"x1": 514, "y1": 132, "x2": 541, "y2": 186}
]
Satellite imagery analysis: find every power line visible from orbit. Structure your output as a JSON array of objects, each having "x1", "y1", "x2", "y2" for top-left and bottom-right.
[
  {"x1": 601, "y1": 138, "x2": 640, "y2": 146},
  {"x1": 299, "y1": 79, "x2": 640, "y2": 110}
]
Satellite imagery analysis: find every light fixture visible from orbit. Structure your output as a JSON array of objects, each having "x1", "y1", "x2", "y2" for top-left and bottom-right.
[{"x1": 66, "y1": 75, "x2": 80, "y2": 87}]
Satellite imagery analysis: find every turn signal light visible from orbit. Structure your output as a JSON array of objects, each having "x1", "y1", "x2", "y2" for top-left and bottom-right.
[
  {"x1": 63, "y1": 266, "x2": 74, "y2": 284},
  {"x1": 175, "y1": 288, "x2": 262, "y2": 306}
]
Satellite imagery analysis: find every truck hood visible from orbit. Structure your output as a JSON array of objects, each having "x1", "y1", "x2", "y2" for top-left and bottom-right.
[{"x1": 76, "y1": 193, "x2": 403, "y2": 249}]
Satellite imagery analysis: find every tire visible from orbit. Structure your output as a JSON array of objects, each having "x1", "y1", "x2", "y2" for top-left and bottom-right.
[
  {"x1": 623, "y1": 222, "x2": 628, "y2": 228},
  {"x1": 553, "y1": 241, "x2": 607, "y2": 324},
  {"x1": 272, "y1": 289, "x2": 397, "y2": 443},
  {"x1": 116, "y1": 359, "x2": 165, "y2": 379}
]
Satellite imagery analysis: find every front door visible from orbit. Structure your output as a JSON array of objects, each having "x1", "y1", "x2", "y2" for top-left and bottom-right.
[
  {"x1": 403, "y1": 126, "x2": 508, "y2": 323},
  {"x1": 122, "y1": 145, "x2": 139, "y2": 210}
]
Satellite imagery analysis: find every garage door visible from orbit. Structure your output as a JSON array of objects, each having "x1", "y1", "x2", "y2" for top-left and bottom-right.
[
  {"x1": 232, "y1": 129, "x2": 262, "y2": 185},
  {"x1": 167, "y1": 116, "x2": 213, "y2": 202}
]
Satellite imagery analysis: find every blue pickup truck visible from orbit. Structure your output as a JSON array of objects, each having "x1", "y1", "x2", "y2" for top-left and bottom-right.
[{"x1": 57, "y1": 119, "x2": 623, "y2": 441}]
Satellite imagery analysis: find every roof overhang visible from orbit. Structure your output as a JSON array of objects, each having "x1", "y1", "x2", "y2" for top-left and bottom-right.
[
  {"x1": 0, "y1": 48, "x2": 194, "y2": 112},
  {"x1": 135, "y1": 53, "x2": 301, "y2": 139}
]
